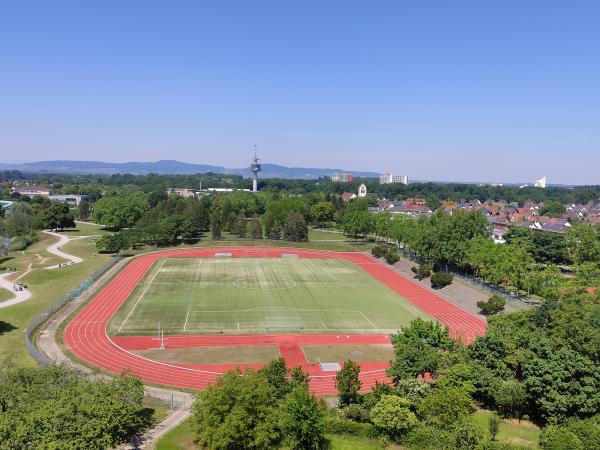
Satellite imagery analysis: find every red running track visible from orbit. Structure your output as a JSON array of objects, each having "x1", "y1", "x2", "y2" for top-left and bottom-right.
[{"x1": 64, "y1": 248, "x2": 487, "y2": 394}]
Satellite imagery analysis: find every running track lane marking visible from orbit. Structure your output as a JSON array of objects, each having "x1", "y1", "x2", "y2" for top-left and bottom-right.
[
  {"x1": 117, "y1": 259, "x2": 165, "y2": 334},
  {"x1": 64, "y1": 248, "x2": 487, "y2": 394}
]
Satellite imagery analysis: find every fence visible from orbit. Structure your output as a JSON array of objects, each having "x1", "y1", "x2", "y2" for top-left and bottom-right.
[
  {"x1": 397, "y1": 248, "x2": 540, "y2": 308},
  {"x1": 25, "y1": 255, "x2": 124, "y2": 366}
]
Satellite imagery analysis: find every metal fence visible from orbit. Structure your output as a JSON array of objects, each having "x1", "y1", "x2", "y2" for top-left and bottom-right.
[
  {"x1": 25, "y1": 255, "x2": 124, "y2": 366},
  {"x1": 398, "y1": 248, "x2": 540, "y2": 308}
]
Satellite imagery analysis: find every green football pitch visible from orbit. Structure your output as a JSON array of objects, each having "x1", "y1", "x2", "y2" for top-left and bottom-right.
[{"x1": 107, "y1": 258, "x2": 433, "y2": 335}]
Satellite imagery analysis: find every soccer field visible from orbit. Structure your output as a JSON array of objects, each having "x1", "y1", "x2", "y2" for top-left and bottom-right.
[{"x1": 107, "y1": 257, "x2": 433, "y2": 335}]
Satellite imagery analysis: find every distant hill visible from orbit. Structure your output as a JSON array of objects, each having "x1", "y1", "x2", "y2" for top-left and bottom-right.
[{"x1": 0, "y1": 160, "x2": 380, "y2": 179}]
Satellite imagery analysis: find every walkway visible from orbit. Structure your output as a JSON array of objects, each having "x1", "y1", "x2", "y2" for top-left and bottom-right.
[
  {"x1": 42, "y1": 230, "x2": 99, "y2": 269},
  {"x1": 0, "y1": 272, "x2": 32, "y2": 308}
]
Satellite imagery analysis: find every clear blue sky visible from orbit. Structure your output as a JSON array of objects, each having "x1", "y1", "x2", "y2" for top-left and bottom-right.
[{"x1": 1, "y1": 1, "x2": 599, "y2": 184}]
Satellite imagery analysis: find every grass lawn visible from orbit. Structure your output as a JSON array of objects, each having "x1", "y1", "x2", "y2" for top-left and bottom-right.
[
  {"x1": 3, "y1": 233, "x2": 65, "y2": 274},
  {"x1": 303, "y1": 344, "x2": 394, "y2": 363},
  {"x1": 155, "y1": 419, "x2": 400, "y2": 450},
  {"x1": 0, "y1": 288, "x2": 13, "y2": 302},
  {"x1": 308, "y1": 229, "x2": 347, "y2": 241},
  {"x1": 133, "y1": 345, "x2": 281, "y2": 365},
  {"x1": 156, "y1": 418, "x2": 196, "y2": 450},
  {"x1": 0, "y1": 233, "x2": 111, "y2": 366},
  {"x1": 108, "y1": 258, "x2": 431, "y2": 336},
  {"x1": 473, "y1": 410, "x2": 540, "y2": 449},
  {"x1": 58, "y1": 221, "x2": 112, "y2": 236}
]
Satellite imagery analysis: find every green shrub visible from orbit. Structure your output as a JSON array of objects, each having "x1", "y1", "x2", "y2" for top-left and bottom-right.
[
  {"x1": 413, "y1": 264, "x2": 433, "y2": 280},
  {"x1": 403, "y1": 425, "x2": 452, "y2": 449},
  {"x1": 323, "y1": 416, "x2": 379, "y2": 438},
  {"x1": 371, "y1": 245, "x2": 388, "y2": 258},
  {"x1": 385, "y1": 249, "x2": 399, "y2": 265},
  {"x1": 430, "y1": 272, "x2": 453, "y2": 289},
  {"x1": 8, "y1": 234, "x2": 37, "y2": 251},
  {"x1": 477, "y1": 295, "x2": 506, "y2": 316}
]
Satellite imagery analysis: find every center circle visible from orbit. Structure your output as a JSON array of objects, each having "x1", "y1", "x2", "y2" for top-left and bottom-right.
[{"x1": 232, "y1": 278, "x2": 297, "y2": 289}]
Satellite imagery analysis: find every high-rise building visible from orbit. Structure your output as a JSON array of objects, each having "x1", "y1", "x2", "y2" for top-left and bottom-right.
[
  {"x1": 379, "y1": 173, "x2": 408, "y2": 185},
  {"x1": 534, "y1": 176, "x2": 547, "y2": 188},
  {"x1": 331, "y1": 173, "x2": 353, "y2": 183}
]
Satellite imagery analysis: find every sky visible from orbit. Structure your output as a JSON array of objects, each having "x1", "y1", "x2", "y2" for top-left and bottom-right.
[{"x1": 0, "y1": 1, "x2": 599, "y2": 184}]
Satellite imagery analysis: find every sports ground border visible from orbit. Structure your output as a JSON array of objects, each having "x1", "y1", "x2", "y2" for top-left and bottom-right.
[{"x1": 64, "y1": 247, "x2": 487, "y2": 395}]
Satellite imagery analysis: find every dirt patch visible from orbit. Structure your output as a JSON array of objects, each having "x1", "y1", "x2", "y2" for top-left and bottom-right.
[{"x1": 132, "y1": 345, "x2": 280, "y2": 365}]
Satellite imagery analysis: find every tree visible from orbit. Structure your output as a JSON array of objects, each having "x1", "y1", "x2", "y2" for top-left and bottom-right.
[
  {"x1": 96, "y1": 232, "x2": 127, "y2": 254},
  {"x1": 418, "y1": 386, "x2": 473, "y2": 427},
  {"x1": 259, "y1": 357, "x2": 291, "y2": 399},
  {"x1": 370, "y1": 395, "x2": 417, "y2": 439},
  {"x1": 539, "y1": 425, "x2": 584, "y2": 450},
  {"x1": 540, "y1": 200, "x2": 566, "y2": 218},
  {"x1": 450, "y1": 418, "x2": 483, "y2": 450},
  {"x1": 0, "y1": 365, "x2": 153, "y2": 450},
  {"x1": 43, "y1": 204, "x2": 75, "y2": 230},
  {"x1": 248, "y1": 215, "x2": 263, "y2": 239},
  {"x1": 290, "y1": 366, "x2": 309, "y2": 386},
  {"x1": 192, "y1": 368, "x2": 281, "y2": 450},
  {"x1": 566, "y1": 223, "x2": 600, "y2": 264},
  {"x1": 282, "y1": 212, "x2": 308, "y2": 242},
  {"x1": 310, "y1": 202, "x2": 335, "y2": 228},
  {"x1": 279, "y1": 384, "x2": 327, "y2": 450},
  {"x1": 263, "y1": 213, "x2": 281, "y2": 240},
  {"x1": 92, "y1": 193, "x2": 149, "y2": 230},
  {"x1": 488, "y1": 414, "x2": 501, "y2": 441},
  {"x1": 77, "y1": 200, "x2": 90, "y2": 221},
  {"x1": 234, "y1": 212, "x2": 247, "y2": 238},
  {"x1": 335, "y1": 360, "x2": 362, "y2": 407},
  {"x1": 477, "y1": 295, "x2": 506, "y2": 316},
  {"x1": 342, "y1": 209, "x2": 374, "y2": 241},
  {"x1": 210, "y1": 211, "x2": 222, "y2": 240}
]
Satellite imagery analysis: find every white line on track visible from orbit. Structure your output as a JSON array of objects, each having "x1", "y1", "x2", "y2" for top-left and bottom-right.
[{"x1": 117, "y1": 259, "x2": 165, "y2": 333}]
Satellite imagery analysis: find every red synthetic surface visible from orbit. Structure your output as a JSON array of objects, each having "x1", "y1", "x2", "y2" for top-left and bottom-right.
[{"x1": 64, "y1": 248, "x2": 487, "y2": 394}]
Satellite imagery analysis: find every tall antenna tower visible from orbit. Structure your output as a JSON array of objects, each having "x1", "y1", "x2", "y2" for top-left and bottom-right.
[{"x1": 250, "y1": 145, "x2": 262, "y2": 192}]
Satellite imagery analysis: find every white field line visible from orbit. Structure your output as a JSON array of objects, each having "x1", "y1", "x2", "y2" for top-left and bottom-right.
[
  {"x1": 117, "y1": 259, "x2": 165, "y2": 333},
  {"x1": 358, "y1": 311, "x2": 379, "y2": 330},
  {"x1": 321, "y1": 321, "x2": 328, "y2": 330},
  {"x1": 183, "y1": 311, "x2": 190, "y2": 332}
]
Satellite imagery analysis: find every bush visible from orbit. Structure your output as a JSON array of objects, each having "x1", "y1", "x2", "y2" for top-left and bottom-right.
[
  {"x1": 323, "y1": 416, "x2": 379, "y2": 438},
  {"x1": 8, "y1": 234, "x2": 36, "y2": 252},
  {"x1": 539, "y1": 425, "x2": 584, "y2": 450},
  {"x1": 341, "y1": 403, "x2": 370, "y2": 423},
  {"x1": 372, "y1": 245, "x2": 388, "y2": 258},
  {"x1": 430, "y1": 272, "x2": 453, "y2": 289},
  {"x1": 413, "y1": 264, "x2": 433, "y2": 280},
  {"x1": 385, "y1": 249, "x2": 399, "y2": 265},
  {"x1": 403, "y1": 425, "x2": 452, "y2": 449},
  {"x1": 477, "y1": 295, "x2": 506, "y2": 316}
]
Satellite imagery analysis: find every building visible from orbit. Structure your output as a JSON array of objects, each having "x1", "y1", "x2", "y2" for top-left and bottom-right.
[
  {"x1": 166, "y1": 188, "x2": 196, "y2": 198},
  {"x1": 48, "y1": 194, "x2": 91, "y2": 206},
  {"x1": 379, "y1": 173, "x2": 408, "y2": 185},
  {"x1": 341, "y1": 192, "x2": 357, "y2": 202},
  {"x1": 331, "y1": 173, "x2": 353, "y2": 183},
  {"x1": 534, "y1": 176, "x2": 547, "y2": 188},
  {"x1": 250, "y1": 151, "x2": 262, "y2": 193},
  {"x1": 358, "y1": 183, "x2": 367, "y2": 198},
  {"x1": 12, "y1": 186, "x2": 53, "y2": 197}
]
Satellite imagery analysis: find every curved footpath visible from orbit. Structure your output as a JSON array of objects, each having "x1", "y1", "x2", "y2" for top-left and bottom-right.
[
  {"x1": 0, "y1": 231, "x2": 94, "y2": 307},
  {"x1": 64, "y1": 247, "x2": 488, "y2": 396},
  {"x1": 36, "y1": 256, "x2": 194, "y2": 449},
  {"x1": 0, "y1": 272, "x2": 32, "y2": 308}
]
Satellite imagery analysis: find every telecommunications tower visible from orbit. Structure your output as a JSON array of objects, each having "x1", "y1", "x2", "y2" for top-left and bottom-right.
[{"x1": 250, "y1": 146, "x2": 262, "y2": 192}]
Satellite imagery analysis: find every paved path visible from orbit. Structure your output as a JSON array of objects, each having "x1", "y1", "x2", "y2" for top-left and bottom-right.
[
  {"x1": 0, "y1": 272, "x2": 32, "y2": 308},
  {"x1": 391, "y1": 258, "x2": 519, "y2": 316},
  {"x1": 36, "y1": 256, "x2": 194, "y2": 450},
  {"x1": 42, "y1": 230, "x2": 100, "y2": 269}
]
